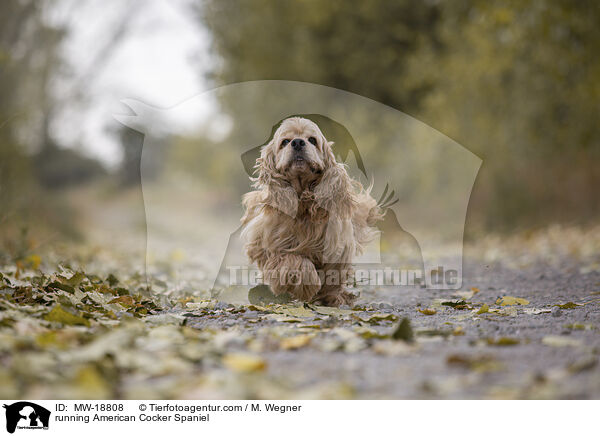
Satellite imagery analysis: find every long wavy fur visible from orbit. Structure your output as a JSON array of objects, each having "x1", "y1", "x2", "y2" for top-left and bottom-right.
[{"x1": 241, "y1": 118, "x2": 383, "y2": 306}]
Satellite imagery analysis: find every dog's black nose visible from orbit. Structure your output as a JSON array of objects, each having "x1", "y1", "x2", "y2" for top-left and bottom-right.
[{"x1": 291, "y1": 138, "x2": 305, "y2": 151}]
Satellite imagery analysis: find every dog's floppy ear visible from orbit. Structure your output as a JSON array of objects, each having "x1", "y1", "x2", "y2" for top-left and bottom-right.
[
  {"x1": 314, "y1": 162, "x2": 354, "y2": 217},
  {"x1": 253, "y1": 140, "x2": 298, "y2": 217},
  {"x1": 322, "y1": 139, "x2": 337, "y2": 169},
  {"x1": 315, "y1": 135, "x2": 352, "y2": 215},
  {"x1": 255, "y1": 139, "x2": 277, "y2": 186}
]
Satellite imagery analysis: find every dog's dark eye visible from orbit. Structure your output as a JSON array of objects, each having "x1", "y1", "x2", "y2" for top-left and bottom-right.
[
  {"x1": 280, "y1": 139, "x2": 290, "y2": 148},
  {"x1": 308, "y1": 137, "x2": 317, "y2": 146}
]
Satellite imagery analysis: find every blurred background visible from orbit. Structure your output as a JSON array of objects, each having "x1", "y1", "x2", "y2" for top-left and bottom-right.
[{"x1": 1, "y1": 0, "x2": 599, "y2": 265}]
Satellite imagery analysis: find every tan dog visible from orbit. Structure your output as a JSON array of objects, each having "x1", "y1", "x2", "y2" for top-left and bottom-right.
[{"x1": 241, "y1": 117, "x2": 382, "y2": 306}]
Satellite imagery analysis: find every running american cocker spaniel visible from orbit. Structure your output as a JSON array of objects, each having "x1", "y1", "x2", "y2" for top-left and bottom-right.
[{"x1": 241, "y1": 117, "x2": 383, "y2": 306}]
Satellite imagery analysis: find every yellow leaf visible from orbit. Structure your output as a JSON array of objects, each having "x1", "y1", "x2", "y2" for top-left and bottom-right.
[
  {"x1": 280, "y1": 334, "x2": 312, "y2": 350},
  {"x1": 418, "y1": 308, "x2": 437, "y2": 315},
  {"x1": 35, "y1": 331, "x2": 68, "y2": 349},
  {"x1": 24, "y1": 254, "x2": 41, "y2": 269},
  {"x1": 222, "y1": 353, "x2": 266, "y2": 372},
  {"x1": 554, "y1": 302, "x2": 581, "y2": 309},
  {"x1": 75, "y1": 365, "x2": 110, "y2": 398},
  {"x1": 247, "y1": 304, "x2": 270, "y2": 312},
  {"x1": 356, "y1": 312, "x2": 398, "y2": 323},
  {"x1": 44, "y1": 305, "x2": 89, "y2": 326},
  {"x1": 275, "y1": 305, "x2": 318, "y2": 318},
  {"x1": 477, "y1": 304, "x2": 489, "y2": 314},
  {"x1": 453, "y1": 326, "x2": 465, "y2": 336},
  {"x1": 496, "y1": 296, "x2": 530, "y2": 306},
  {"x1": 488, "y1": 306, "x2": 518, "y2": 317},
  {"x1": 487, "y1": 337, "x2": 519, "y2": 346},
  {"x1": 563, "y1": 323, "x2": 593, "y2": 330},
  {"x1": 446, "y1": 353, "x2": 502, "y2": 372}
]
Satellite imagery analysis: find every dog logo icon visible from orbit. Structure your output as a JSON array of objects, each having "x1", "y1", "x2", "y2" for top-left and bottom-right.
[{"x1": 3, "y1": 402, "x2": 50, "y2": 433}]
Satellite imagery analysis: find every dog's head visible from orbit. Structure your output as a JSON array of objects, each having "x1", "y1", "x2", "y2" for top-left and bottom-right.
[{"x1": 257, "y1": 117, "x2": 336, "y2": 185}]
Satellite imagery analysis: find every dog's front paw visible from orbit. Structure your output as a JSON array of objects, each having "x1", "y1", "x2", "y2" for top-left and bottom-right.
[
  {"x1": 290, "y1": 257, "x2": 322, "y2": 301},
  {"x1": 312, "y1": 289, "x2": 358, "y2": 307},
  {"x1": 266, "y1": 254, "x2": 321, "y2": 302}
]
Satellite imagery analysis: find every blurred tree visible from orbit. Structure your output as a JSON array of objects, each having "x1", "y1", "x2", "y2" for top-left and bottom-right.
[
  {"x1": 192, "y1": 0, "x2": 445, "y2": 216},
  {"x1": 410, "y1": 0, "x2": 600, "y2": 228},
  {"x1": 197, "y1": 0, "x2": 600, "y2": 230},
  {"x1": 198, "y1": 0, "x2": 440, "y2": 110},
  {"x1": 114, "y1": 126, "x2": 144, "y2": 187},
  {"x1": 33, "y1": 140, "x2": 106, "y2": 188},
  {"x1": 0, "y1": 1, "x2": 60, "y2": 254},
  {"x1": 0, "y1": 0, "x2": 109, "y2": 255}
]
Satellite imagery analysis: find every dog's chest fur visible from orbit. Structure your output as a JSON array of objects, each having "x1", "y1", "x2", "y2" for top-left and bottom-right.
[{"x1": 264, "y1": 190, "x2": 329, "y2": 261}]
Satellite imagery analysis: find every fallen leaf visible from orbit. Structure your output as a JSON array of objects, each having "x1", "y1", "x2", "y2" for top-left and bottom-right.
[
  {"x1": 222, "y1": 353, "x2": 267, "y2": 372},
  {"x1": 487, "y1": 337, "x2": 520, "y2": 346},
  {"x1": 310, "y1": 305, "x2": 355, "y2": 317},
  {"x1": 354, "y1": 326, "x2": 388, "y2": 340},
  {"x1": 488, "y1": 306, "x2": 518, "y2": 317},
  {"x1": 523, "y1": 308, "x2": 551, "y2": 315},
  {"x1": 496, "y1": 296, "x2": 530, "y2": 306},
  {"x1": 418, "y1": 308, "x2": 437, "y2": 315},
  {"x1": 246, "y1": 304, "x2": 270, "y2": 312},
  {"x1": 454, "y1": 287, "x2": 480, "y2": 300},
  {"x1": 446, "y1": 353, "x2": 502, "y2": 372},
  {"x1": 280, "y1": 334, "x2": 312, "y2": 350},
  {"x1": 74, "y1": 365, "x2": 111, "y2": 399},
  {"x1": 453, "y1": 326, "x2": 465, "y2": 336},
  {"x1": 541, "y1": 336, "x2": 582, "y2": 347},
  {"x1": 355, "y1": 312, "x2": 398, "y2": 323},
  {"x1": 441, "y1": 299, "x2": 470, "y2": 309},
  {"x1": 106, "y1": 273, "x2": 119, "y2": 287},
  {"x1": 477, "y1": 304, "x2": 489, "y2": 314},
  {"x1": 563, "y1": 323, "x2": 594, "y2": 330},
  {"x1": 372, "y1": 340, "x2": 414, "y2": 356},
  {"x1": 108, "y1": 295, "x2": 136, "y2": 308},
  {"x1": 554, "y1": 302, "x2": 581, "y2": 309},
  {"x1": 568, "y1": 356, "x2": 597, "y2": 373},
  {"x1": 276, "y1": 305, "x2": 316, "y2": 318},
  {"x1": 44, "y1": 305, "x2": 89, "y2": 326},
  {"x1": 248, "y1": 285, "x2": 291, "y2": 305},
  {"x1": 59, "y1": 271, "x2": 86, "y2": 288},
  {"x1": 24, "y1": 254, "x2": 42, "y2": 270},
  {"x1": 392, "y1": 318, "x2": 414, "y2": 342},
  {"x1": 264, "y1": 314, "x2": 305, "y2": 323},
  {"x1": 417, "y1": 329, "x2": 453, "y2": 338}
]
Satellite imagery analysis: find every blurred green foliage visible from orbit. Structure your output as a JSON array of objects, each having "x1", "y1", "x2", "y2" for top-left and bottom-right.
[
  {"x1": 0, "y1": 1, "x2": 101, "y2": 257},
  {"x1": 198, "y1": 0, "x2": 600, "y2": 230},
  {"x1": 200, "y1": 0, "x2": 440, "y2": 110},
  {"x1": 413, "y1": 0, "x2": 600, "y2": 228},
  {"x1": 2, "y1": 0, "x2": 599, "y2": 260}
]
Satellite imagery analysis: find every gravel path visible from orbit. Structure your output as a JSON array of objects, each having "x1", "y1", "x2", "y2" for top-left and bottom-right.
[
  {"x1": 65, "y1": 189, "x2": 600, "y2": 399},
  {"x1": 179, "y1": 256, "x2": 600, "y2": 399}
]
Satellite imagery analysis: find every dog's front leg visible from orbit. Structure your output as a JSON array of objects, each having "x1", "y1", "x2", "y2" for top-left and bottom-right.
[{"x1": 263, "y1": 253, "x2": 321, "y2": 301}]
